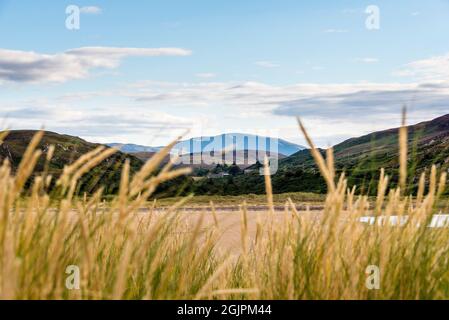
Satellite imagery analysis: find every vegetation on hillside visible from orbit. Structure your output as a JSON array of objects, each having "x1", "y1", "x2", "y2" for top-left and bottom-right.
[
  {"x1": 1, "y1": 115, "x2": 449, "y2": 299},
  {"x1": 0, "y1": 130, "x2": 192, "y2": 198},
  {"x1": 5, "y1": 112, "x2": 449, "y2": 199},
  {"x1": 0, "y1": 130, "x2": 142, "y2": 195},
  {"x1": 189, "y1": 114, "x2": 449, "y2": 197}
]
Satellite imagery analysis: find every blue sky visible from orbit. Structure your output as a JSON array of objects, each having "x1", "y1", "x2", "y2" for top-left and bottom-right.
[{"x1": 1, "y1": 0, "x2": 449, "y2": 146}]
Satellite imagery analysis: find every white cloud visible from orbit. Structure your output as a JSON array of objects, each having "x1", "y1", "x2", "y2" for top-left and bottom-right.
[
  {"x1": 0, "y1": 47, "x2": 192, "y2": 83},
  {"x1": 4, "y1": 78, "x2": 449, "y2": 146},
  {"x1": 128, "y1": 79, "x2": 449, "y2": 141},
  {"x1": 0, "y1": 102, "x2": 193, "y2": 144},
  {"x1": 411, "y1": 12, "x2": 420, "y2": 16},
  {"x1": 273, "y1": 82, "x2": 449, "y2": 119},
  {"x1": 80, "y1": 6, "x2": 102, "y2": 14},
  {"x1": 393, "y1": 53, "x2": 449, "y2": 81},
  {"x1": 4, "y1": 51, "x2": 449, "y2": 147},
  {"x1": 129, "y1": 79, "x2": 449, "y2": 116},
  {"x1": 255, "y1": 61, "x2": 280, "y2": 68},
  {"x1": 132, "y1": 81, "x2": 301, "y2": 109}
]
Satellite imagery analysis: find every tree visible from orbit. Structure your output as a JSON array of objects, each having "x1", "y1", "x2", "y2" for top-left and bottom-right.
[{"x1": 228, "y1": 164, "x2": 242, "y2": 176}]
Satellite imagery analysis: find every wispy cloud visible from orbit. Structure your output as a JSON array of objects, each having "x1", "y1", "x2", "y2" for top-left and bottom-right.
[
  {"x1": 80, "y1": 6, "x2": 102, "y2": 14},
  {"x1": 356, "y1": 57, "x2": 379, "y2": 63},
  {"x1": 273, "y1": 82, "x2": 449, "y2": 119},
  {"x1": 0, "y1": 102, "x2": 192, "y2": 143},
  {"x1": 128, "y1": 79, "x2": 449, "y2": 142},
  {"x1": 255, "y1": 61, "x2": 280, "y2": 68},
  {"x1": 4, "y1": 78, "x2": 449, "y2": 146},
  {"x1": 393, "y1": 53, "x2": 449, "y2": 81},
  {"x1": 130, "y1": 79, "x2": 449, "y2": 116},
  {"x1": 0, "y1": 47, "x2": 192, "y2": 83}
]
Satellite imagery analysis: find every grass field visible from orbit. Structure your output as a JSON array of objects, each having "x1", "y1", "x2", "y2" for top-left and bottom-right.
[{"x1": 1, "y1": 118, "x2": 449, "y2": 300}]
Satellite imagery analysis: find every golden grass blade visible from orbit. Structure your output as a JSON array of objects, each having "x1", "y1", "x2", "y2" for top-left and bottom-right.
[
  {"x1": 263, "y1": 156, "x2": 275, "y2": 216},
  {"x1": 240, "y1": 201, "x2": 249, "y2": 254},
  {"x1": 194, "y1": 257, "x2": 233, "y2": 300},
  {"x1": 399, "y1": 106, "x2": 408, "y2": 194},
  {"x1": 417, "y1": 172, "x2": 426, "y2": 205},
  {"x1": 129, "y1": 138, "x2": 181, "y2": 197},
  {"x1": 297, "y1": 117, "x2": 335, "y2": 192},
  {"x1": 326, "y1": 147, "x2": 335, "y2": 183},
  {"x1": 210, "y1": 201, "x2": 219, "y2": 228},
  {"x1": 287, "y1": 197, "x2": 300, "y2": 219},
  {"x1": 13, "y1": 131, "x2": 44, "y2": 195},
  {"x1": 118, "y1": 159, "x2": 130, "y2": 221},
  {"x1": 0, "y1": 131, "x2": 8, "y2": 145},
  {"x1": 56, "y1": 146, "x2": 106, "y2": 190}
]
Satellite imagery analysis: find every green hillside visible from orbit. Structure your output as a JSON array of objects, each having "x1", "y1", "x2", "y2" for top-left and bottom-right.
[
  {"x1": 0, "y1": 130, "x2": 144, "y2": 195},
  {"x1": 0, "y1": 130, "x2": 195, "y2": 198},
  {"x1": 189, "y1": 114, "x2": 449, "y2": 196},
  {"x1": 332, "y1": 113, "x2": 449, "y2": 193}
]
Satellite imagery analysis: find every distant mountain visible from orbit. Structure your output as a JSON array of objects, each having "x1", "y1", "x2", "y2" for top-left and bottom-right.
[
  {"x1": 109, "y1": 133, "x2": 305, "y2": 158},
  {"x1": 173, "y1": 133, "x2": 305, "y2": 157},
  {"x1": 107, "y1": 143, "x2": 159, "y2": 153}
]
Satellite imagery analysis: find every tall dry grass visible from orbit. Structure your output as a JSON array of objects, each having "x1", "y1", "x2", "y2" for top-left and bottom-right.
[
  {"x1": 229, "y1": 115, "x2": 449, "y2": 300},
  {"x1": 0, "y1": 113, "x2": 449, "y2": 300}
]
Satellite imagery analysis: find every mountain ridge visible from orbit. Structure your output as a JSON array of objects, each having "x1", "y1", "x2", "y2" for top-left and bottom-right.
[
  {"x1": 108, "y1": 133, "x2": 305, "y2": 157},
  {"x1": 2, "y1": 113, "x2": 449, "y2": 197}
]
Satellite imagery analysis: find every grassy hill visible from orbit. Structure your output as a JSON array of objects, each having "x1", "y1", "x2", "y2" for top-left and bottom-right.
[
  {"x1": 0, "y1": 130, "x2": 195, "y2": 198},
  {"x1": 331, "y1": 113, "x2": 449, "y2": 193},
  {"x1": 0, "y1": 130, "x2": 144, "y2": 195},
  {"x1": 188, "y1": 114, "x2": 449, "y2": 196}
]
